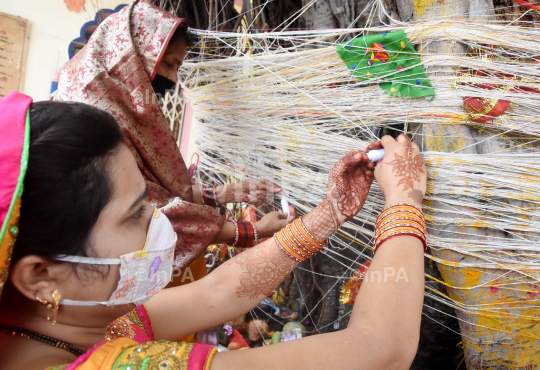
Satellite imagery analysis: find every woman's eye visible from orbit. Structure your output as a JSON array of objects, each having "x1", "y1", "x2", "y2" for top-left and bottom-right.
[{"x1": 132, "y1": 205, "x2": 146, "y2": 219}]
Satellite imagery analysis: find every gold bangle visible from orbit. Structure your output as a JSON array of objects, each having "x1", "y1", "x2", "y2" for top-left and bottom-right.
[
  {"x1": 250, "y1": 221, "x2": 258, "y2": 245},
  {"x1": 231, "y1": 220, "x2": 239, "y2": 246},
  {"x1": 213, "y1": 186, "x2": 220, "y2": 206}
]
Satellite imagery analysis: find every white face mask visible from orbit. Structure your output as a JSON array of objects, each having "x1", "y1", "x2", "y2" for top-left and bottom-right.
[{"x1": 56, "y1": 208, "x2": 176, "y2": 306}]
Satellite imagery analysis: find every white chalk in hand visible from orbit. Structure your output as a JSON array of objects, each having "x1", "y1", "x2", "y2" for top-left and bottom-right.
[
  {"x1": 367, "y1": 149, "x2": 385, "y2": 163},
  {"x1": 281, "y1": 197, "x2": 290, "y2": 215}
]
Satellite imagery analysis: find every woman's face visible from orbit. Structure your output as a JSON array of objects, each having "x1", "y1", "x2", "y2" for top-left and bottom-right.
[
  {"x1": 155, "y1": 41, "x2": 188, "y2": 83},
  {"x1": 39, "y1": 144, "x2": 153, "y2": 323}
]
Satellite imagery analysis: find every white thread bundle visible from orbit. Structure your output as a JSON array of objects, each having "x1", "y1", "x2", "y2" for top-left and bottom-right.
[{"x1": 178, "y1": 19, "x2": 540, "y2": 363}]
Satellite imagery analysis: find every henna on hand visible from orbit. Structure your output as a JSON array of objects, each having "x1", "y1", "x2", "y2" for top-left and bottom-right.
[
  {"x1": 326, "y1": 150, "x2": 374, "y2": 224},
  {"x1": 387, "y1": 139, "x2": 425, "y2": 191},
  {"x1": 303, "y1": 150, "x2": 374, "y2": 243},
  {"x1": 218, "y1": 179, "x2": 279, "y2": 206},
  {"x1": 302, "y1": 199, "x2": 340, "y2": 244},
  {"x1": 230, "y1": 241, "x2": 296, "y2": 299}
]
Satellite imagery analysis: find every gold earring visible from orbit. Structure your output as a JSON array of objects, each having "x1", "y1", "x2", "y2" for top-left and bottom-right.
[
  {"x1": 35, "y1": 293, "x2": 53, "y2": 321},
  {"x1": 51, "y1": 290, "x2": 62, "y2": 326}
]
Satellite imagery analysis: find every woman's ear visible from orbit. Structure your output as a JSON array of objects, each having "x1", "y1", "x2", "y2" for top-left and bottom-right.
[{"x1": 9, "y1": 256, "x2": 58, "y2": 303}]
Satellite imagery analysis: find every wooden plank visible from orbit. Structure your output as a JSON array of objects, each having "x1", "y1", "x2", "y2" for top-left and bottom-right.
[{"x1": 0, "y1": 12, "x2": 29, "y2": 98}]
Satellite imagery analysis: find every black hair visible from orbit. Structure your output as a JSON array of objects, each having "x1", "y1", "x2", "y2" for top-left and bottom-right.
[
  {"x1": 11, "y1": 101, "x2": 123, "y2": 264},
  {"x1": 169, "y1": 20, "x2": 194, "y2": 49}
]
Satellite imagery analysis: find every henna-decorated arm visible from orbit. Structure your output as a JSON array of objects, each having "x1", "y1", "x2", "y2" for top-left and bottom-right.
[
  {"x1": 208, "y1": 207, "x2": 297, "y2": 245},
  {"x1": 145, "y1": 150, "x2": 375, "y2": 340},
  {"x1": 214, "y1": 179, "x2": 282, "y2": 207},
  {"x1": 148, "y1": 143, "x2": 425, "y2": 370},
  {"x1": 192, "y1": 179, "x2": 280, "y2": 206},
  {"x1": 209, "y1": 137, "x2": 426, "y2": 370},
  {"x1": 194, "y1": 178, "x2": 297, "y2": 241},
  {"x1": 375, "y1": 134, "x2": 427, "y2": 209},
  {"x1": 145, "y1": 200, "x2": 342, "y2": 341}
]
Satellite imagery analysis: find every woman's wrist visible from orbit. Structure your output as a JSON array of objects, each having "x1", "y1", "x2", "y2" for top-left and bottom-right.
[
  {"x1": 302, "y1": 199, "x2": 342, "y2": 245},
  {"x1": 215, "y1": 184, "x2": 232, "y2": 205},
  {"x1": 384, "y1": 196, "x2": 422, "y2": 211},
  {"x1": 254, "y1": 220, "x2": 266, "y2": 238}
]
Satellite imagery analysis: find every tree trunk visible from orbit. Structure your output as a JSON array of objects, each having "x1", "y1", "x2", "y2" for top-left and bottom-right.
[{"x1": 390, "y1": 0, "x2": 540, "y2": 369}]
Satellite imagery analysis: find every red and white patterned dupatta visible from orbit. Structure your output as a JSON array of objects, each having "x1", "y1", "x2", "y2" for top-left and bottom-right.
[{"x1": 53, "y1": 0, "x2": 223, "y2": 274}]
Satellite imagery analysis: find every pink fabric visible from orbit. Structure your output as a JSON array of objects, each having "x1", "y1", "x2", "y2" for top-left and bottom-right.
[
  {"x1": 66, "y1": 341, "x2": 105, "y2": 370},
  {"x1": 0, "y1": 91, "x2": 32, "y2": 227},
  {"x1": 52, "y1": 0, "x2": 224, "y2": 273},
  {"x1": 129, "y1": 321, "x2": 152, "y2": 343},
  {"x1": 188, "y1": 343, "x2": 216, "y2": 370},
  {"x1": 135, "y1": 304, "x2": 155, "y2": 341}
]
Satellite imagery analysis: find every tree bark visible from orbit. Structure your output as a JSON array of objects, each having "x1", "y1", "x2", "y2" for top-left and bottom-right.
[{"x1": 392, "y1": 0, "x2": 539, "y2": 368}]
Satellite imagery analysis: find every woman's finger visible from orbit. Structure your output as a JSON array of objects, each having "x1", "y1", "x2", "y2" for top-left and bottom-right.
[
  {"x1": 269, "y1": 183, "x2": 282, "y2": 193},
  {"x1": 288, "y1": 205, "x2": 297, "y2": 220},
  {"x1": 343, "y1": 150, "x2": 362, "y2": 168},
  {"x1": 380, "y1": 135, "x2": 396, "y2": 148},
  {"x1": 367, "y1": 141, "x2": 383, "y2": 151},
  {"x1": 396, "y1": 133, "x2": 410, "y2": 143}
]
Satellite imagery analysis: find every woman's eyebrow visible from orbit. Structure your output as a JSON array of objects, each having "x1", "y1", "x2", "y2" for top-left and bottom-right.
[{"x1": 128, "y1": 185, "x2": 149, "y2": 212}]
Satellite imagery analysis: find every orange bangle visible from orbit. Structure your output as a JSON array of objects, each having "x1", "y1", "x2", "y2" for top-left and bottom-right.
[
  {"x1": 275, "y1": 231, "x2": 305, "y2": 261},
  {"x1": 376, "y1": 226, "x2": 425, "y2": 244},
  {"x1": 281, "y1": 226, "x2": 309, "y2": 259},
  {"x1": 297, "y1": 218, "x2": 326, "y2": 251},
  {"x1": 380, "y1": 203, "x2": 422, "y2": 214},
  {"x1": 375, "y1": 208, "x2": 425, "y2": 224},
  {"x1": 376, "y1": 216, "x2": 426, "y2": 231},
  {"x1": 377, "y1": 205, "x2": 424, "y2": 223},
  {"x1": 375, "y1": 222, "x2": 426, "y2": 240},
  {"x1": 282, "y1": 225, "x2": 313, "y2": 256},
  {"x1": 374, "y1": 204, "x2": 427, "y2": 254},
  {"x1": 377, "y1": 209, "x2": 425, "y2": 223},
  {"x1": 275, "y1": 219, "x2": 327, "y2": 262},
  {"x1": 289, "y1": 221, "x2": 320, "y2": 254}
]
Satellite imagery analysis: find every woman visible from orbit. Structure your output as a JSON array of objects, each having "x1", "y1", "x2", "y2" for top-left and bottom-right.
[
  {"x1": 52, "y1": 0, "x2": 292, "y2": 281},
  {"x1": 0, "y1": 92, "x2": 427, "y2": 369}
]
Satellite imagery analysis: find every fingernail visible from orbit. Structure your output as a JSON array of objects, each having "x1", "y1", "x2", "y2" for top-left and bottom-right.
[{"x1": 353, "y1": 153, "x2": 361, "y2": 161}]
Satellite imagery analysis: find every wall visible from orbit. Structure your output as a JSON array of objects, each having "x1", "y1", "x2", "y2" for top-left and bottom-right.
[{"x1": 0, "y1": 0, "x2": 126, "y2": 101}]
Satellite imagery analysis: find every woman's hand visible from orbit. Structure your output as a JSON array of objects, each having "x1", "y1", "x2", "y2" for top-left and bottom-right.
[
  {"x1": 216, "y1": 179, "x2": 282, "y2": 206},
  {"x1": 373, "y1": 135, "x2": 427, "y2": 209},
  {"x1": 303, "y1": 149, "x2": 376, "y2": 243},
  {"x1": 326, "y1": 149, "x2": 376, "y2": 225},
  {"x1": 255, "y1": 206, "x2": 296, "y2": 238}
]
